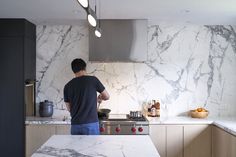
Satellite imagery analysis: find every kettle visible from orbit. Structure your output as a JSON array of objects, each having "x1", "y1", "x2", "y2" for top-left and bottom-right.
[{"x1": 39, "y1": 100, "x2": 53, "y2": 117}]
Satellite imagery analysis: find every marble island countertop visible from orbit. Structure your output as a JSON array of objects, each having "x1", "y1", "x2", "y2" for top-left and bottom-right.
[
  {"x1": 32, "y1": 135, "x2": 160, "y2": 157},
  {"x1": 25, "y1": 116, "x2": 236, "y2": 136}
]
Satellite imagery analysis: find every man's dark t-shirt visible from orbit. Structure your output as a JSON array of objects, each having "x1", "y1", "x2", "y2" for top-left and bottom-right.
[{"x1": 63, "y1": 76, "x2": 105, "y2": 125}]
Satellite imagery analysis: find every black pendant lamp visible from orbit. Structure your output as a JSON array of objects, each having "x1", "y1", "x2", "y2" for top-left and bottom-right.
[
  {"x1": 76, "y1": 0, "x2": 89, "y2": 9},
  {"x1": 76, "y1": 0, "x2": 101, "y2": 36},
  {"x1": 87, "y1": 7, "x2": 97, "y2": 27},
  {"x1": 94, "y1": 1, "x2": 102, "y2": 37},
  {"x1": 95, "y1": 26, "x2": 102, "y2": 38}
]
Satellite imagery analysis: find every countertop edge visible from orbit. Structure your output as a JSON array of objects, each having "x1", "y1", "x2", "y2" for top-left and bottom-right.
[
  {"x1": 213, "y1": 121, "x2": 236, "y2": 136},
  {"x1": 25, "y1": 116, "x2": 236, "y2": 136}
]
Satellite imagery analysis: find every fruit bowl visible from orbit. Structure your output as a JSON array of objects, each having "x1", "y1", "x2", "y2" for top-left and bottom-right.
[{"x1": 190, "y1": 108, "x2": 209, "y2": 118}]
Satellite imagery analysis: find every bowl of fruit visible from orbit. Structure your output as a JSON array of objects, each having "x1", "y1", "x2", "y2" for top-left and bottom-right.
[{"x1": 190, "y1": 107, "x2": 209, "y2": 118}]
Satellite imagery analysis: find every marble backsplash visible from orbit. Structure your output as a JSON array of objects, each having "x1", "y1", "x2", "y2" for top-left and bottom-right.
[{"x1": 36, "y1": 23, "x2": 236, "y2": 119}]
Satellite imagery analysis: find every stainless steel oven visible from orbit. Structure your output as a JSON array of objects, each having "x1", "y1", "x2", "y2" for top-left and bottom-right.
[{"x1": 99, "y1": 114, "x2": 149, "y2": 135}]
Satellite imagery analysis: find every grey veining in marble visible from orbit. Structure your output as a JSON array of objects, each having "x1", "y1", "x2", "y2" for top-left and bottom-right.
[
  {"x1": 36, "y1": 23, "x2": 236, "y2": 119},
  {"x1": 25, "y1": 116, "x2": 71, "y2": 125},
  {"x1": 32, "y1": 135, "x2": 160, "y2": 157},
  {"x1": 36, "y1": 146, "x2": 93, "y2": 157}
]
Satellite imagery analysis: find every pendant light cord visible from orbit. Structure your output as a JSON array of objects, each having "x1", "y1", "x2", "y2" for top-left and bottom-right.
[
  {"x1": 95, "y1": 0, "x2": 100, "y2": 27},
  {"x1": 98, "y1": 0, "x2": 101, "y2": 27}
]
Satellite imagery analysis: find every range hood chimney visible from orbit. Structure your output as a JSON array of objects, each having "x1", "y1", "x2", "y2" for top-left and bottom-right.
[{"x1": 89, "y1": 19, "x2": 147, "y2": 62}]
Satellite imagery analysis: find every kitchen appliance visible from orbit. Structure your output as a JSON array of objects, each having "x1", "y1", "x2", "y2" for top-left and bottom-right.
[
  {"x1": 97, "y1": 108, "x2": 111, "y2": 119},
  {"x1": 130, "y1": 111, "x2": 142, "y2": 118},
  {"x1": 39, "y1": 100, "x2": 53, "y2": 117},
  {"x1": 97, "y1": 102, "x2": 111, "y2": 119},
  {"x1": 89, "y1": 19, "x2": 147, "y2": 62},
  {"x1": 99, "y1": 113, "x2": 149, "y2": 135}
]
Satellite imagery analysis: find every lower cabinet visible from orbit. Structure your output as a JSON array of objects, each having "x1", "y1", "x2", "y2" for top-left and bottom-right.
[
  {"x1": 150, "y1": 125, "x2": 166, "y2": 157},
  {"x1": 55, "y1": 125, "x2": 71, "y2": 135},
  {"x1": 183, "y1": 125, "x2": 211, "y2": 157},
  {"x1": 167, "y1": 126, "x2": 184, "y2": 157},
  {"x1": 212, "y1": 126, "x2": 236, "y2": 157},
  {"x1": 149, "y1": 124, "x2": 211, "y2": 157},
  {"x1": 25, "y1": 124, "x2": 70, "y2": 157}
]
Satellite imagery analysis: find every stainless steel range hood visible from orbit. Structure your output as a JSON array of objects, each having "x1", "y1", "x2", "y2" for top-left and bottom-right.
[{"x1": 89, "y1": 19, "x2": 147, "y2": 62}]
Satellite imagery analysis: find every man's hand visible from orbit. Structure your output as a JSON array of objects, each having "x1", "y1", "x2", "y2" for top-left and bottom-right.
[
  {"x1": 99, "y1": 89, "x2": 110, "y2": 100},
  {"x1": 65, "y1": 102, "x2": 71, "y2": 112},
  {"x1": 97, "y1": 95, "x2": 103, "y2": 104}
]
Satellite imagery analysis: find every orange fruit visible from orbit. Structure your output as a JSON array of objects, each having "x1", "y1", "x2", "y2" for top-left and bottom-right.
[{"x1": 197, "y1": 108, "x2": 203, "y2": 112}]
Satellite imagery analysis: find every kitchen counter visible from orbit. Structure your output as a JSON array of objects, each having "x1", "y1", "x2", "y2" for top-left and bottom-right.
[
  {"x1": 147, "y1": 116, "x2": 236, "y2": 136},
  {"x1": 31, "y1": 135, "x2": 160, "y2": 157},
  {"x1": 25, "y1": 116, "x2": 71, "y2": 125},
  {"x1": 146, "y1": 116, "x2": 214, "y2": 125},
  {"x1": 25, "y1": 116, "x2": 236, "y2": 136},
  {"x1": 213, "y1": 119, "x2": 236, "y2": 136}
]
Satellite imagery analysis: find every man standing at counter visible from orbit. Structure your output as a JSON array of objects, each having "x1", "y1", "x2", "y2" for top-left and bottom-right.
[{"x1": 64, "y1": 58, "x2": 110, "y2": 135}]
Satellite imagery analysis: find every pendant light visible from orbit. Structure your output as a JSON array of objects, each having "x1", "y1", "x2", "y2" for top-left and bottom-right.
[
  {"x1": 87, "y1": 7, "x2": 97, "y2": 27},
  {"x1": 76, "y1": 0, "x2": 89, "y2": 9},
  {"x1": 95, "y1": 27, "x2": 102, "y2": 38},
  {"x1": 94, "y1": 0, "x2": 102, "y2": 38},
  {"x1": 76, "y1": 0, "x2": 102, "y2": 37}
]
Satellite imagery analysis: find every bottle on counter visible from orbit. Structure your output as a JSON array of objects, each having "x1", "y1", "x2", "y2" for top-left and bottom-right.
[
  {"x1": 151, "y1": 100, "x2": 161, "y2": 117},
  {"x1": 151, "y1": 107, "x2": 157, "y2": 117},
  {"x1": 150, "y1": 100, "x2": 158, "y2": 117},
  {"x1": 147, "y1": 100, "x2": 161, "y2": 117},
  {"x1": 156, "y1": 100, "x2": 160, "y2": 117}
]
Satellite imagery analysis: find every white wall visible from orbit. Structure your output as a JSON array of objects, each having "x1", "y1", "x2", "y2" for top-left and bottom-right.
[{"x1": 36, "y1": 22, "x2": 236, "y2": 119}]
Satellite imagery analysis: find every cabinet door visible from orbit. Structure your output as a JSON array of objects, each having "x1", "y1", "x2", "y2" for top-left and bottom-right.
[
  {"x1": 149, "y1": 125, "x2": 166, "y2": 157},
  {"x1": 212, "y1": 126, "x2": 229, "y2": 157},
  {"x1": 212, "y1": 126, "x2": 236, "y2": 157},
  {"x1": 229, "y1": 133, "x2": 236, "y2": 157},
  {"x1": 56, "y1": 125, "x2": 71, "y2": 135},
  {"x1": 0, "y1": 37, "x2": 25, "y2": 157},
  {"x1": 24, "y1": 37, "x2": 36, "y2": 80},
  {"x1": 184, "y1": 125, "x2": 211, "y2": 157},
  {"x1": 167, "y1": 125, "x2": 183, "y2": 157},
  {"x1": 25, "y1": 125, "x2": 56, "y2": 157}
]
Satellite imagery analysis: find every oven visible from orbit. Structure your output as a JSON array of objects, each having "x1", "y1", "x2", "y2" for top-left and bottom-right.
[{"x1": 99, "y1": 114, "x2": 149, "y2": 135}]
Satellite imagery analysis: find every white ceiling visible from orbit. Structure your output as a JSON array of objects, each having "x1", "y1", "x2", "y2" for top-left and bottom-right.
[{"x1": 0, "y1": 0, "x2": 236, "y2": 25}]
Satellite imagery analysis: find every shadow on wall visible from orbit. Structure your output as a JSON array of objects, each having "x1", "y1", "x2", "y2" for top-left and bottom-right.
[{"x1": 177, "y1": 111, "x2": 189, "y2": 117}]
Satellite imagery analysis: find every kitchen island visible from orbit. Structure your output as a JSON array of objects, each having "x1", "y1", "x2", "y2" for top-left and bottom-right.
[{"x1": 32, "y1": 135, "x2": 160, "y2": 157}]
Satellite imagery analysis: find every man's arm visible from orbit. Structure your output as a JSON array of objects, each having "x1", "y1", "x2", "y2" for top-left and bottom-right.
[
  {"x1": 98, "y1": 89, "x2": 110, "y2": 103},
  {"x1": 65, "y1": 102, "x2": 71, "y2": 112}
]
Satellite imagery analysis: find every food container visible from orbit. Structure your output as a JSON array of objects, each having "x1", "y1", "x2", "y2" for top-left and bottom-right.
[
  {"x1": 190, "y1": 110, "x2": 209, "y2": 118},
  {"x1": 97, "y1": 108, "x2": 111, "y2": 119},
  {"x1": 130, "y1": 111, "x2": 142, "y2": 118},
  {"x1": 39, "y1": 100, "x2": 54, "y2": 117}
]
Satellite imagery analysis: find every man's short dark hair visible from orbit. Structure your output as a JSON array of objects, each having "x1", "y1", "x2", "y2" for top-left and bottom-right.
[{"x1": 71, "y1": 58, "x2": 86, "y2": 73}]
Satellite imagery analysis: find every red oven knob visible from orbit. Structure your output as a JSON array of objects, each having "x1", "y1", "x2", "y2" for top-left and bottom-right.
[
  {"x1": 138, "y1": 127, "x2": 143, "y2": 132},
  {"x1": 131, "y1": 127, "x2": 136, "y2": 133},
  {"x1": 115, "y1": 127, "x2": 121, "y2": 133},
  {"x1": 100, "y1": 127, "x2": 105, "y2": 132}
]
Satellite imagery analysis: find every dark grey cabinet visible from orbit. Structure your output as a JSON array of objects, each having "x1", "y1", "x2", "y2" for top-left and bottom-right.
[
  {"x1": 0, "y1": 19, "x2": 36, "y2": 157},
  {"x1": 24, "y1": 37, "x2": 36, "y2": 80}
]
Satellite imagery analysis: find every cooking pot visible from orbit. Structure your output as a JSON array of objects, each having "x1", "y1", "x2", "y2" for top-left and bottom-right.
[
  {"x1": 97, "y1": 108, "x2": 111, "y2": 119},
  {"x1": 39, "y1": 100, "x2": 53, "y2": 117}
]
